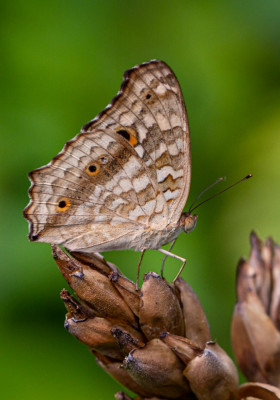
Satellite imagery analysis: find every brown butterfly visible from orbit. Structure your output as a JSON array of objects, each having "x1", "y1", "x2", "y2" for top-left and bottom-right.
[{"x1": 24, "y1": 60, "x2": 198, "y2": 281}]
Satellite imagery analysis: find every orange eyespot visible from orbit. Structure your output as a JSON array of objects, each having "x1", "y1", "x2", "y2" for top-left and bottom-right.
[
  {"x1": 85, "y1": 162, "x2": 100, "y2": 176},
  {"x1": 129, "y1": 134, "x2": 138, "y2": 146},
  {"x1": 57, "y1": 197, "x2": 71, "y2": 212},
  {"x1": 142, "y1": 88, "x2": 154, "y2": 103},
  {"x1": 115, "y1": 127, "x2": 138, "y2": 147}
]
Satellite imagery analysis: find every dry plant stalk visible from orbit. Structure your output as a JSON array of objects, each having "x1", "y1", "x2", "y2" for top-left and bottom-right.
[{"x1": 50, "y1": 232, "x2": 280, "y2": 400}]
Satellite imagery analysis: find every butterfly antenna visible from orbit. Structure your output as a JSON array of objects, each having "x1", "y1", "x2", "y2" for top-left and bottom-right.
[
  {"x1": 188, "y1": 176, "x2": 225, "y2": 212},
  {"x1": 189, "y1": 174, "x2": 253, "y2": 214}
]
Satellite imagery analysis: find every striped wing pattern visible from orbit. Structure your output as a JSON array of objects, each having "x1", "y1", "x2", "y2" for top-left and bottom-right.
[
  {"x1": 24, "y1": 60, "x2": 191, "y2": 252},
  {"x1": 83, "y1": 60, "x2": 191, "y2": 225}
]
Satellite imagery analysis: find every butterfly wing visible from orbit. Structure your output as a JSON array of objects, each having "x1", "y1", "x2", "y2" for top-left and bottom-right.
[
  {"x1": 24, "y1": 129, "x2": 168, "y2": 252},
  {"x1": 82, "y1": 60, "x2": 191, "y2": 225},
  {"x1": 24, "y1": 60, "x2": 190, "y2": 253}
]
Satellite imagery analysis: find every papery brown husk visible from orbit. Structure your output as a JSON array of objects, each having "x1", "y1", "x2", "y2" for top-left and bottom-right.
[
  {"x1": 52, "y1": 245, "x2": 246, "y2": 399},
  {"x1": 232, "y1": 233, "x2": 280, "y2": 387},
  {"x1": 237, "y1": 382, "x2": 280, "y2": 399}
]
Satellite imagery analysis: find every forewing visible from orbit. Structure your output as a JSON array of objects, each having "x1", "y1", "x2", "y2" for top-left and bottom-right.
[
  {"x1": 82, "y1": 60, "x2": 191, "y2": 224},
  {"x1": 24, "y1": 129, "x2": 168, "y2": 252}
]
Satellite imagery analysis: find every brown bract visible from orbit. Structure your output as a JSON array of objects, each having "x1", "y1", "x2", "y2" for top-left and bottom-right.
[
  {"x1": 124, "y1": 339, "x2": 190, "y2": 399},
  {"x1": 53, "y1": 245, "x2": 137, "y2": 327},
  {"x1": 174, "y1": 278, "x2": 211, "y2": 347},
  {"x1": 231, "y1": 232, "x2": 280, "y2": 387},
  {"x1": 183, "y1": 341, "x2": 239, "y2": 400},
  {"x1": 237, "y1": 382, "x2": 280, "y2": 399},
  {"x1": 139, "y1": 272, "x2": 185, "y2": 339}
]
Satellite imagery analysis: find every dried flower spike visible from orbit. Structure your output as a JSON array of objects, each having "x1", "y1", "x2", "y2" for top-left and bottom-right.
[
  {"x1": 53, "y1": 246, "x2": 243, "y2": 399},
  {"x1": 232, "y1": 232, "x2": 280, "y2": 387}
]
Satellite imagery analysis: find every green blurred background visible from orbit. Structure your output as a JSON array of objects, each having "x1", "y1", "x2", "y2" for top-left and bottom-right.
[{"x1": 1, "y1": 0, "x2": 280, "y2": 398}]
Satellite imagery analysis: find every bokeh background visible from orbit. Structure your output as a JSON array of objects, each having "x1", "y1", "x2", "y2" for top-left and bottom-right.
[{"x1": 1, "y1": 0, "x2": 280, "y2": 398}]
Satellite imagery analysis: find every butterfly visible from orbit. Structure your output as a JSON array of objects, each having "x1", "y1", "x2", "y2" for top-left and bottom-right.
[{"x1": 24, "y1": 60, "x2": 197, "y2": 281}]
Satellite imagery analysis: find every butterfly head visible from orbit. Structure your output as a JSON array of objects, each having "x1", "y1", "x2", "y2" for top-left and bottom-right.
[{"x1": 180, "y1": 212, "x2": 197, "y2": 234}]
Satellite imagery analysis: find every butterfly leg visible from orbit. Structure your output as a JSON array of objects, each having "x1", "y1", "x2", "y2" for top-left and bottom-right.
[
  {"x1": 136, "y1": 249, "x2": 146, "y2": 290},
  {"x1": 157, "y1": 248, "x2": 186, "y2": 283},
  {"x1": 160, "y1": 238, "x2": 177, "y2": 278}
]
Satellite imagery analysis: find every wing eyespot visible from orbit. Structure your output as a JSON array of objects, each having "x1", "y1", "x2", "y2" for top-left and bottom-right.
[
  {"x1": 85, "y1": 162, "x2": 100, "y2": 176},
  {"x1": 57, "y1": 197, "x2": 71, "y2": 212},
  {"x1": 116, "y1": 127, "x2": 138, "y2": 146},
  {"x1": 99, "y1": 156, "x2": 108, "y2": 164},
  {"x1": 117, "y1": 129, "x2": 130, "y2": 141}
]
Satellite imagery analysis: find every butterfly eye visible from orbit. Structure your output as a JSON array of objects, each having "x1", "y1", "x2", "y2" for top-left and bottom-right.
[
  {"x1": 85, "y1": 162, "x2": 100, "y2": 176},
  {"x1": 146, "y1": 93, "x2": 152, "y2": 99},
  {"x1": 116, "y1": 128, "x2": 138, "y2": 146},
  {"x1": 57, "y1": 197, "x2": 71, "y2": 212}
]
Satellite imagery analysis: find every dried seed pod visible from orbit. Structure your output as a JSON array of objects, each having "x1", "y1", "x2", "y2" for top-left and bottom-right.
[
  {"x1": 232, "y1": 292, "x2": 280, "y2": 386},
  {"x1": 183, "y1": 341, "x2": 239, "y2": 400},
  {"x1": 60, "y1": 289, "x2": 95, "y2": 319},
  {"x1": 250, "y1": 232, "x2": 272, "y2": 311},
  {"x1": 61, "y1": 289, "x2": 144, "y2": 359},
  {"x1": 66, "y1": 316, "x2": 123, "y2": 359},
  {"x1": 237, "y1": 382, "x2": 280, "y2": 399},
  {"x1": 235, "y1": 258, "x2": 257, "y2": 302},
  {"x1": 110, "y1": 272, "x2": 140, "y2": 317},
  {"x1": 124, "y1": 338, "x2": 190, "y2": 399},
  {"x1": 65, "y1": 315, "x2": 144, "y2": 360},
  {"x1": 95, "y1": 353, "x2": 155, "y2": 398},
  {"x1": 232, "y1": 233, "x2": 280, "y2": 387},
  {"x1": 52, "y1": 245, "x2": 137, "y2": 326},
  {"x1": 174, "y1": 277, "x2": 211, "y2": 346},
  {"x1": 139, "y1": 272, "x2": 184, "y2": 340},
  {"x1": 161, "y1": 332, "x2": 203, "y2": 365},
  {"x1": 111, "y1": 327, "x2": 145, "y2": 357},
  {"x1": 70, "y1": 249, "x2": 119, "y2": 275}
]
